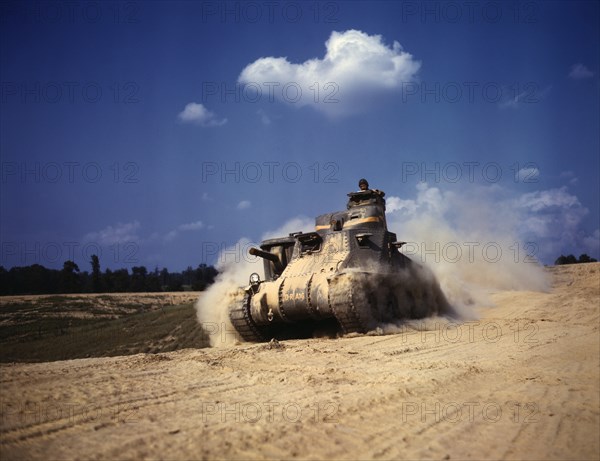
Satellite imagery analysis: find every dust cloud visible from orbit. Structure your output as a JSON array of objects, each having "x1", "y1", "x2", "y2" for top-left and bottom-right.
[
  {"x1": 195, "y1": 219, "x2": 314, "y2": 347},
  {"x1": 386, "y1": 182, "x2": 550, "y2": 318},
  {"x1": 196, "y1": 184, "x2": 550, "y2": 345}
]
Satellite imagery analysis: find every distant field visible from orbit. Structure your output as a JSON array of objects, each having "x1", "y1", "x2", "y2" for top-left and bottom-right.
[{"x1": 0, "y1": 292, "x2": 209, "y2": 362}]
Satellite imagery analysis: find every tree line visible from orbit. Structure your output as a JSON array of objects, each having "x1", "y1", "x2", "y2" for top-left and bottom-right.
[
  {"x1": 554, "y1": 254, "x2": 597, "y2": 265},
  {"x1": 0, "y1": 254, "x2": 218, "y2": 295}
]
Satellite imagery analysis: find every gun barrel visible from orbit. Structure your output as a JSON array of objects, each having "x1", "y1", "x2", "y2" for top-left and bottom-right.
[{"x1": 249, "y1": 247, "x2": 284, "y2": 273}]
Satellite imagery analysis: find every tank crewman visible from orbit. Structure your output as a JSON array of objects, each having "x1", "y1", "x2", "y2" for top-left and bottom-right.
[{"x1": 358, "y1": 178, "x2": 385, "y2": 197}]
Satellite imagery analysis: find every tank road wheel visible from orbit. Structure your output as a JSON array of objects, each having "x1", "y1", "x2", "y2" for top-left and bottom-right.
[
  {"x1": 329, "y1": 273, "x2": 381, "y2": 334},
  {"x1": 351, "y1": 283, "x2": 381, "y2": 329},
  {"x1": 228, "y1": 292, "x2": 268, "y2": 342},
  {"x1": 329, "y1": 277, "x2": 366, "y2": 334}
]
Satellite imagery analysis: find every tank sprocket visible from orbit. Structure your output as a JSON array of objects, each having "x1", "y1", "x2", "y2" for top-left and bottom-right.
[{"x1": 228, "y1": 291, "x2": 268, "y2": 342}]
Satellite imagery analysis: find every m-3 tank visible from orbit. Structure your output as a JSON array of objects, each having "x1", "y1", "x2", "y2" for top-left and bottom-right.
[{"x1": 229, "y1": 187, "x2": 450, "y2": 341}]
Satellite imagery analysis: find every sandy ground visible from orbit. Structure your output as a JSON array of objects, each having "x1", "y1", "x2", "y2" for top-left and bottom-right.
[{"x1": 1, "y1": 263, "x2": 598, "y2": 460}]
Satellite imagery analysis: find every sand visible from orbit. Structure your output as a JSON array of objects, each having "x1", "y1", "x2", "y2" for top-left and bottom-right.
[{"x1": 1, "y1": 263, "x2": 598, "y2": 460}]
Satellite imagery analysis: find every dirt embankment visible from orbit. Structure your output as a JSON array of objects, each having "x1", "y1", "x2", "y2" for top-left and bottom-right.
[
  {"x1": 0, "y1": 292, "x2": 207, "y2": 362},
  {"x1": 0, "y1": 292, "x2": 202, "y2": 322},
  {"x1": 1, "y1": 263, "x2": 598, "y2": 460}
]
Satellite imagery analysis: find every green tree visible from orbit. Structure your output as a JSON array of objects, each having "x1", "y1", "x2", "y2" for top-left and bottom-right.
[
  {"x1": 112, "y1": 268, "x2": 130, "y2": 291},
  {"x1": 131, "y1": 266, "x2": 148, "y2": 292},
  {"x1": 193, "y1": 263, "x2": 218, "y2": 290},
  {"x1": 578, "y1": 254, "x2": 597, "y2": 263},
  {"x1": 160, "y1": 268, "x2": 170, "y2": 289},
  {"x1": 90, "y1": 254, "x2": 102, "y2": 292},
  {"x1": 0, "y1": 266, "x2": 8, "y2": 295},
  {"x1": 555, "y1": 255, "x2": 568, "y2": 265},
  {"x1": 103, "y1": 268, "x2": 114, "y2": 292},
  {"x1": 59, "y1": 260, "x2": 81, "y2": 293},
  {"x1": 555, "y1": 254, "x2": 595, "y2": 265}
]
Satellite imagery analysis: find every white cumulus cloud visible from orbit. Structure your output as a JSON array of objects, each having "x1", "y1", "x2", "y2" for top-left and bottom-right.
[
  {"x1": 515, "y1": 187, "x2": 589, "y2": 259},
  {"x1": 582, "y1": 229, "x2": 600, "y2": 255},
  {"x1": 164, "y1": 220, "x2": 205, "y2": 241},
  {"x1": 237, "y1": 200, "x2": 251, "y2": 210},
  {"x1": 238, "y1": 29, "x2": 421, "y2": 116},
  {"x1": 84, "y1": 221, "x2": 141, "y2": 245},
  {"x1": 261, "y1": 216, "x2": 314, "y2": 240},
  {"x1": 560, "y1": 170, "x2": 579, "y2": 185},
  {"x1": 386, "y1": 182, "x2": 596, "y2": 267},
  {"x1": 569, "y1": 63, "x2": 594, "y2": 80},
  {"x1": 178, "y1": 220, "x2": 205, "y2": 231},
  {"x1": 517, "y1": 187, "x2": 583, "y2": 212},
  {"x1": 178, "y1": 102, "x2": 227, "y2": 127}
]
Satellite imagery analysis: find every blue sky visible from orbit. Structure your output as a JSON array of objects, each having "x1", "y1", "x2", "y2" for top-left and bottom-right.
[{"x1": 1, "y1": 0, "x2": 598, "y2": 272}]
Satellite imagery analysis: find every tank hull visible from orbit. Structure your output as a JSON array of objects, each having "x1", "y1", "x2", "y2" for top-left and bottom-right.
[
  {"x1": 228, "y1": 190, "x2": 450, "y2": 341},
  {"x1": 230, "y1": 266, "x2": 448, "y2": 342}
]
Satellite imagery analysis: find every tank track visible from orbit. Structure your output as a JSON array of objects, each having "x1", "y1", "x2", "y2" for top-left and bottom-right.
[
  {"x1": 228, "y1": 291, "x2": 268, "y2": 342},
  {"x1": 329, "y1": 274, "x2": 370, "y2": 334}
]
